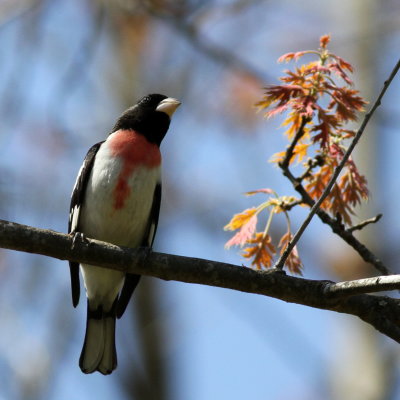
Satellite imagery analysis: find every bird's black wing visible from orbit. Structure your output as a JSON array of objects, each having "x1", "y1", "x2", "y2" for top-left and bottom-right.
[
  {"x1": 68, "y1": 141, "x2": 104, "y2": 307},
  {"x1": 143, "y1": 182, "x2": 162, "y2": 248},
  {"x1": 116, "y1": 182, "x2": 162, "y2": 318}
]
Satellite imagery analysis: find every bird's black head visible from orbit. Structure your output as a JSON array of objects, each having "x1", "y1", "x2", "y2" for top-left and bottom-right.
[{"x1": 112, "y1": 93, "x2": 181, "y2": 146}]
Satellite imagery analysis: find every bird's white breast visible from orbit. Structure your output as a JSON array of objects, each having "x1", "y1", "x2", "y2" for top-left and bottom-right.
[{"x1": 79, "y1": 141, "x2": 161, "y2": 248}]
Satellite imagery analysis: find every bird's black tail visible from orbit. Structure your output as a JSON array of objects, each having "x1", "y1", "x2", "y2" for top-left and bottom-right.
[{"x1": 79, "y1": 300, "x2": 117, "y2": 375}]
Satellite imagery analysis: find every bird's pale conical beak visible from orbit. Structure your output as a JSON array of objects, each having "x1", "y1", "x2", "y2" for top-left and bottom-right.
[{"x1": 156, "y1": 98, "x2": 181, "y2": 117}]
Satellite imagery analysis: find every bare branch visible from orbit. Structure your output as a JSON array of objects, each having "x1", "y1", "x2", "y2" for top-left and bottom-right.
[
  {"x1": 281, "y1": 199, "x2": 304, "y2": 211},
  {"x1": 325, "y1": 275, "x2": 400, "y2": 298},
  {"x1": 1, "y1": 218, "x2": 400, "y2": 343},
  {"x1": 276, "y1": 58, "x2": 400, "y2": 271},
  {"x1": 347, "y1": 214, "x2": 383, "y2": 233},
  {"x1": 279, "y1": 116, "x2": 309, "y2": 170},
  {"x1": 298, "y1": 155, "x2": 325, "y2": 182},
  {"x1": 277, "y1": 164, "x2": 391, "y2": 275}
]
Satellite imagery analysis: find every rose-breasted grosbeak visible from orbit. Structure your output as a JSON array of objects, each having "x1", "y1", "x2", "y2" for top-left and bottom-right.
[{"x1": 68, "y1": 94, "x2": 180, "y2": 375}]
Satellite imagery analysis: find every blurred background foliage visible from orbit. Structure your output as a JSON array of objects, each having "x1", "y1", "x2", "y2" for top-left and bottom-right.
[{"x1": 0, "y1": 0, "x2": 400, "y2": 399}]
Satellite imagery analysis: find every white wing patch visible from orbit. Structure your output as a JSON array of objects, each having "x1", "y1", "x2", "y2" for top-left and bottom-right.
[
  {"x1": 69, "y1": 163, "x2": 85, "y2": 232},
  {"x1": 70, "y1": 204, "x2": 81, "y2": 233}
]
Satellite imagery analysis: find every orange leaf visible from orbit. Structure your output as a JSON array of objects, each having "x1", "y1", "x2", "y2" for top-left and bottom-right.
[
  {"x1": 278, "y1": 231, "x2": 303, "y2": 274},
  {"x1": 319, "y1": 34, "x2": 331, "y2": 48},
  {"x1": 281, "y1": 112, "x2": 304, "y2": 139},
  {"x1": 305, "y1": 163, "x2": 335, "y2": 204},
  {"x1": 327, "y1": 183, "x2": 354, "y2": 225},
  {"x1": 242, "y1": 233, "x2": 276, "y2": 269},
  {"x1": 224, "y1": 207, "x2": 257, "y2": 231},
  {"x1": 292, "y1": 143, "x2": 310, "y2": 164},
  {"x1": 270, "y1": 150, "x2": 286, "y2": 164}
]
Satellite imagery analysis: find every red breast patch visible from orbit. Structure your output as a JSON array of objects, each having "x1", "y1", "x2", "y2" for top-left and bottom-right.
[{"x1": 108, "y1": 129, "x2": 161, "y2": 210}]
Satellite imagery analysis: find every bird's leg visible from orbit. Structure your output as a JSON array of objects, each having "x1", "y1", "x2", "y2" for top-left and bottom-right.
[{"x1": 70, "y1": 231, "x2": 89, "y2": 250}]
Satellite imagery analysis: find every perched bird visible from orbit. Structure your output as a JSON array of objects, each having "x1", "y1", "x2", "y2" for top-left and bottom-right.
[{"x1": 68, "y1": 94, "x2": 180, "y2": 375}]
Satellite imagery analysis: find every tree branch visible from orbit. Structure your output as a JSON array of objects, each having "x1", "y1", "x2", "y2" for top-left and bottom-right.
[
  {"x1": 279, "y1": 116, "x2": 309, "y2": 170},
  {"x1": 325, "y1": 275, "x2": 400, "y2": 298},
  {"x1": 347, "y1": 214, "x2": 383, "y2": 233},
  {"x1": 277, "y1": 164, "x2": 390, "y2": 275},
  {"x1": 1, "y1": 218, "x2": 400, "y2": 343},
  {"x1": 275, "y1": 58, "x2": 400, "y2": 273}
]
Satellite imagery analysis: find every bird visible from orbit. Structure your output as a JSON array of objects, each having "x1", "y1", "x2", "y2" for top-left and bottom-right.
[{"x1": 68, "y1": 93, "x2": 181, "y2": 375}]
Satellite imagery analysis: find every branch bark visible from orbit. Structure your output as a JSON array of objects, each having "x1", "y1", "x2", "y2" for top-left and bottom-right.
[{"x1": 1, "y1": 219, "x2": 400, "y2": 343}]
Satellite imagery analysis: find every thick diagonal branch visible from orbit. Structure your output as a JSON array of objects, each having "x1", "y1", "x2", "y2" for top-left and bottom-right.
[{"x1": 1, "y1": 219, "x2": 400, "y2": 343}]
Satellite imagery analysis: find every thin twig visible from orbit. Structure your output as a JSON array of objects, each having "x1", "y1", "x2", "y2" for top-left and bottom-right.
[
  {"x1": 282, "y1": 199, "x2": 304, "y2": 211},
  {"x1": 324, "y1": 275, "x2": 400, "y2": 298},
  {"x1": 275, "y1": 58, "x2": 400, "y2": 270},
  {"x1": 279, "y1": 116, "x2": 309, "y2": 169},
  {"x1": 279, "y1": 165, "x2": 390, "y2": 274},
  {"x1": 348, "y1": 214, "x2": 383, "y2": 233},
  {"x1": 298, "y1": 155, "x2": 325, "y2": 182}
]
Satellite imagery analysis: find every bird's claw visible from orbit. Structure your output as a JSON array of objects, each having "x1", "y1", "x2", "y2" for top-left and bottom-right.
[{"x1": 71, "y1": 232, "x2": 88, "y2": 250}]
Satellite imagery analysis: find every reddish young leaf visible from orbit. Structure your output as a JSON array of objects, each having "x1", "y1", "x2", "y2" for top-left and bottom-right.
[
  {"x1": 327, "y1": 62, "x2": 353, "y2": 85},
  {"x1": 311, "y1": 107, "x2": 340, "y2": 147},
  {"x1": 278, "y1": 51, "x2": 308, "y2": 63},
  {"x1": 225, "y1": 215, "x2": 258, "y2": 248},
  {"x1": 305, "y1": 163, "x2": 336, "y2": 209},
  {"x1": 292, "y1": 95, "x2": 316, "y2": 118},
  {"x1": 327, "y1": 183, "x2": 354, "y2": 225},
  {"x1": 278, "y1": 231, "x2": 303, "y2": 274},
  {"x1": 265, "y1": 103, "x2": 289, "y2": 119},
  {"x1": 277, "y1": 52, "x2": 296, "y2": 63},
  {"x1": 245, "y1": 188, "x2": 275, "y2": 196},
  {"x1": 332, "y1": 54, "x2": 354, "y2": 72},
  {"x1": 225, "y1": 35, "x2": 370, "y2": 270},
  {"x1": 319, "y1": 34, "x2": 331, "y2": 48}
]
